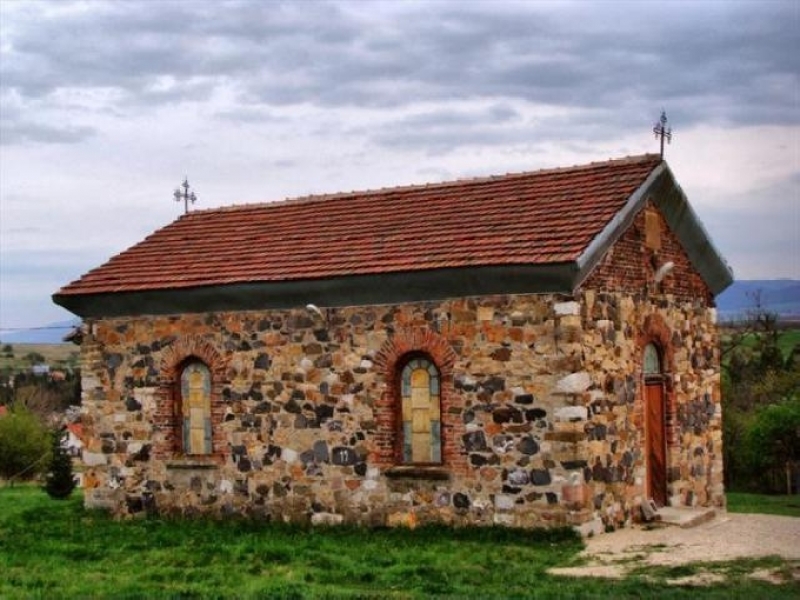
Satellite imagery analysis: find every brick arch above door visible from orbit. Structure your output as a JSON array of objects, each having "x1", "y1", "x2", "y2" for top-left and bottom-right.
[{"x1": 636, "y1": 313, "x2": 678, "y2": 448}]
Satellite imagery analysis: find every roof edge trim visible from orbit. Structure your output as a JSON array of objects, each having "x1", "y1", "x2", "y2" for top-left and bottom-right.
[{"x1": 574, "y1": 162, "x2": 668, "y2": 286}]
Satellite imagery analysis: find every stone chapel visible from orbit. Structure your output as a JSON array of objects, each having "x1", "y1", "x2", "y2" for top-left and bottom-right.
[{"x1": 54, "y1": 154, "x2": 733, "y2": 530}]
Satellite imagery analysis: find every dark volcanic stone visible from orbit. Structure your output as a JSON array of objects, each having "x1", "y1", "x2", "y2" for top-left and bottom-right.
[
  {"x1": 530, "y1": 469, "x2": 551, "y2": 486},
  {"x1": 493, "y1": 406, "x2": 523, "y2": 424},
  {"x1": 561, "y1": 460, "x2": 588, "y2": 470},
  {"x1": 313, "y1": 440, "x2": 330, "y2": 463},
  {"x1": 315, "y1": 404, "x2": 334, "y2": 423},
  {"x1": 462, "y1": 430, "x2": 488, "y2": 452},
  {"x1": 331, "y1": 446, "x2": 358, "y2": 466},
  {"x1": 453, "y1": 493, "x2": 470, "y2": 509},
  {"x1": 254, "y1": 353, "x2": 271, "y2": 369},
  {"x1": 517, "y1": 436, "x2": 539, "y2": 455},
  {"x1": 470, "y1": 453, "x2": 488, "y2": 467},
  {"x1": 514, "y1": 394, "x2": 534, "y2": 405}
]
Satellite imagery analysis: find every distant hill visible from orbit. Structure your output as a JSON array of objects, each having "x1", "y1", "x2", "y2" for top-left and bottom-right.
[
  {"x1": 716, "y1": 280, "x2": 800, "y2": 320},
  {"x1": 0, "y1": 319, "x2": 80, "y2": 344}
]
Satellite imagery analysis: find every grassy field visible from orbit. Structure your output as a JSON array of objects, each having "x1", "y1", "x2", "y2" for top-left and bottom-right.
[
  {"x1": 727, "y1": 492, "x2": 800, "y2": 518},
  {"x1": 0, "y1": 343, "x2": 79, "y2": 372},
  {"x1": 720, "y1": 327, "x2": 800, "y2": 363},
  {"x1": 1, "y1": 487, "x2": 798, "y2": 599}
]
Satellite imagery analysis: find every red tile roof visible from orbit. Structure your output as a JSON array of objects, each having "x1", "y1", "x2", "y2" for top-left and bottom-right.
[{"x1": 56, "y1": 154, "x2": 662, "y2": 296}]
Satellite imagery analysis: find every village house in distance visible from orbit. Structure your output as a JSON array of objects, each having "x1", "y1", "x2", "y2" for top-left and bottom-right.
[{"x1": 54, "y1": 153, "x2": 733, "y2": 531}]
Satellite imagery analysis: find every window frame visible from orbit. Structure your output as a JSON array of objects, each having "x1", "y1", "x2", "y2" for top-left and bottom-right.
[
  {"x1": 398, "y1": 354, "x2": 443, "y2": 466},
  {"x1": 177, "y1": 359, "x2": 213, "y2": 456}
]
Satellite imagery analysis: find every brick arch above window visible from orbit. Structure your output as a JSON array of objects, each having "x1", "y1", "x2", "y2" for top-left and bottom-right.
[
  {"x1": 155, "y1": 335, "x2": 227, "y2": 460},
  {"x1": 373, "y1": 327, "x2": 465, "y2": 474},
  {"x1": 637, "y1": 313, "x2": 675, "y2": 375}
]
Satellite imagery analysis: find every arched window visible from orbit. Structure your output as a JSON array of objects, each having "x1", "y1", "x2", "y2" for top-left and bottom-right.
[
  {"x1": 643, "y1": 343, "x2": 661, "y2": 376},
  {"x1": 400, "y1": 357, "x2": 441, "y2": 464},
  {"x1": 180, "y1": 361, "x2": 212, "y2": 455}
]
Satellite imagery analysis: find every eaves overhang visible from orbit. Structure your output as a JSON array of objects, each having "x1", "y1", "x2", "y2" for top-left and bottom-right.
[
  {"x1": 52, "y1": 262, "x2": 580, "y2": 319},
  {"x1": 575, "y1": 162, "x2": 734, "y2": 296}
]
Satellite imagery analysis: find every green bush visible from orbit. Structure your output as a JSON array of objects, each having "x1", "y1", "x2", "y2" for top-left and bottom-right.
[
  {"x1": 743, "y1": 398, "x2": 800, "y2": 494},
  {"x1": 0, "y1": 405, "x2": 51, "y2": 482},
  {"x1": 43, "y1": 429, "x2": 76, "y2": 499}
]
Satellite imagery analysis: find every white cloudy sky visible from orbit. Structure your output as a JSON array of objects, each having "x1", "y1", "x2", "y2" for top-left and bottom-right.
[{"x1": 0, "y1": 0, "x2": 798, "y2": 331}]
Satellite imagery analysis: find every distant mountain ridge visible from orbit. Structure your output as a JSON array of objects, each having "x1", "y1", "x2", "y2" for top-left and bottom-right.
[
  {"x1": 715, "y1": 279, "x2": 800, "y2": 320},
  {"x1": 0, "y1": 319, "x2": 80, "y2": 344}
]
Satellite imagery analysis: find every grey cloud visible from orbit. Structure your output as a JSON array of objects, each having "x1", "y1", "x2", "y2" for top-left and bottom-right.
[
  {"x1": 1, "y1": 1, "x2": 797, "y2": 127},
  {"x1": 0, "y1": 119, "x2": 95, "y2": 146}
]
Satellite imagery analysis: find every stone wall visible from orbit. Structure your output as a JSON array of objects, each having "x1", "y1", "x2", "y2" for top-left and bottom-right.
[
  {"x1": 79, "y1": 293, "x2": 722, "y2": 529},
  {"x1": 78, "y1": 204, "x2": 724, "y2": 528}
]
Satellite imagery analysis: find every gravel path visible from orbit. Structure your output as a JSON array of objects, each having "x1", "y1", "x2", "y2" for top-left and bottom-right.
[{"x1": 550, "y1": 512, "x2": 800, "y2": 582}]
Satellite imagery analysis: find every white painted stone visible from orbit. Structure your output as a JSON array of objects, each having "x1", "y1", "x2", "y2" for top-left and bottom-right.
[
  {"x1": 596, "y1": 319, "x2": 613, "y2": 331},
  {"x1": 511, "y1": 386, "x2": 526, "y2": 396},
  {"x1": 311, "y1": 512, "x2": 344, "y2": 526},
  {"x1": 465, "y1": 422, "x2": 481, "y2": 432},
  {"x1": 363, "y1": 480, "x2": 378, "y2": 491},
  {"x1": 366, "y1": 467, "x2": 380, "y2": 480},
  {"x1": 575, "y1": 517, "x2": 605, "y2": 538},
  {"x1": 220, "y1": 480, "x2": 233, "y2": 494},
  {"x1": 589, "y1": 390, "x2": 604, "y2": 402},
  {"x1": 127, "y1": 442, "x2": 143, "y2": 455},
  {"x1": 114, "y1": 414, "x2": 127, "y2": 423},
  {"x1": 493, "y1": 512, "x2": 515, "y2": 526},
  {"x1": 299, "y1": 358, "x2": 314, "y2": 371},
  {"x1": 554, "y1": 301, "x2": 580, "y2": 316},
  {"x1": 555, "y1": 371, "x2": 591, "y2": 393},
  {"x1": 359, "y1": 359, "x2": 373, "y2": 370},
  {"x1": 134, "y1": 387, "x2": 157, "y2": 414},
  {"x1": 554, "y1": 406, "x2": 588, "y2": 421},
  {"x1": 494, "y1": 494, "x2": 515, "y2": 510},
  {"x1": 281, "y1": 448, "x2": 299, "y2": 463},
  {"x1": 82, "y1": 452, "x2": 107, "y2": 466}
]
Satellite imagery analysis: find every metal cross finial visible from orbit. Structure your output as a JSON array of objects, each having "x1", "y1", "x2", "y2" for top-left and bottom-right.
[
  {"x1": 173, "y1": 177, "x2": 197, "y2": 214},
  {"x1": 653, "y1": 110, "x2": 672, "y2": 160}
]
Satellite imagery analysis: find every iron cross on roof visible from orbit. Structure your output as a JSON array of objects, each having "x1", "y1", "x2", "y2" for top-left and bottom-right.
[
  {"x1": 174, "y1": 177, "x2": 197, "y2": 214},
  {"x1": 653, "y1": 111, "x2": 672, "y2": 160}
]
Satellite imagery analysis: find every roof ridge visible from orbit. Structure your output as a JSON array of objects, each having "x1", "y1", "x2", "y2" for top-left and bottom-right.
[{"x1": 186, "y1": 153, "x2": 661, "y2": 216}]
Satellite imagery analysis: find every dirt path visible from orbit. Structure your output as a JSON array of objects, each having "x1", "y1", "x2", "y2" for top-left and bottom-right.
[{"x1": 550, "y1": 512, "x2": 800, "y2": 584}]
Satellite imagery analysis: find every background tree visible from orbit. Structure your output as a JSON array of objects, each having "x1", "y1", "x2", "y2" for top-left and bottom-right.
[
  {"x1": 0, "y1": 404, "x2": 51, "y2": 484},
  {"x1": 22, "y1": 351, "x2": 46, "y2": 365},
  {"x1": 721, "y1": 293, "x2": 800, "y2": 493},
  {"x1": 743, "y1": 399, "x2": 800, "y2": 494},
  {"x1": 2, "y1": 344, "x2": 13, "y2": 358},
  {"x1": 43, "y1": 429, "x2": 76, "y2": 499}
]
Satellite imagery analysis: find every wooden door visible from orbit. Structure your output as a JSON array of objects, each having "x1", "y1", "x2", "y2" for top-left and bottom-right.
[{"x1": 645, "y1": 381, "x2": 667, "y2": 506}]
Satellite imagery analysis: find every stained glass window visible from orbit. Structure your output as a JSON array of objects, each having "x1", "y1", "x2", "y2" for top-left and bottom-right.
[
  {"x1": 400, "y1": 358, "x2": 441, "y2": 464},
  {"x1": 643, "y1": 343, "x2": 661, "y2": 375},
  {"x1": 180, "y1": 361, "x2": 212, "y2": 454}
]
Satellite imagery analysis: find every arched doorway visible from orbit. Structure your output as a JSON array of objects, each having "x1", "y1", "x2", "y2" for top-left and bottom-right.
[{"x1": 643, "y1": 343, "x2": 668, "y2": 506}]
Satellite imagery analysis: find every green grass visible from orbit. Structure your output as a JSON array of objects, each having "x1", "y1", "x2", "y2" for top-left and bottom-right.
[
  {"x1": 1, "y1": 486, "x2": 798, "y2": 599},
  {"x1": 727, "y1": 492, "x2": 800, "y2": 517}
]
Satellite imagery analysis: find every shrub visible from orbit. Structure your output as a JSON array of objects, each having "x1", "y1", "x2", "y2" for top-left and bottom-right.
[
  {"x1": 0, "y1": 404, "x2": 51, "y2": 483},
  {"x1": 44, "y1": 429, "x2": 76, "y2": 499}
]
